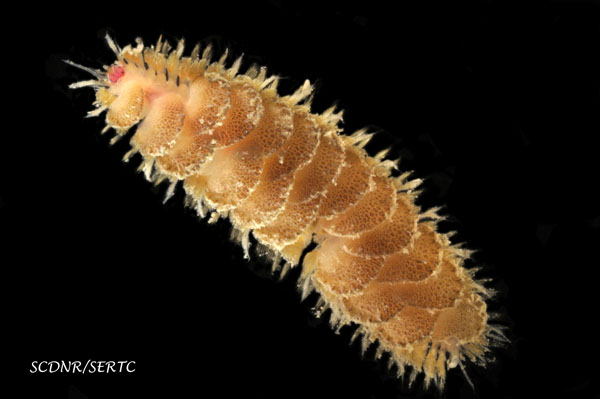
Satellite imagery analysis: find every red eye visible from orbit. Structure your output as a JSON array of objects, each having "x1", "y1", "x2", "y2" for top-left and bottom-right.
[{"x1": 109, "y1": 65, "x2": 125, "y2": 83}]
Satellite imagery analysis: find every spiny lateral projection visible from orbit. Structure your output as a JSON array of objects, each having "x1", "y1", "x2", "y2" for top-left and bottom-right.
[{"x1": 66, "y1": 34, "x2": 506, "y2": 390}]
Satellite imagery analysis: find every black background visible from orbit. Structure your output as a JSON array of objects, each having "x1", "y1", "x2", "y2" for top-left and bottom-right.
[{"x1": 4, "y1": 1, "x2": 600, "y2": 398}]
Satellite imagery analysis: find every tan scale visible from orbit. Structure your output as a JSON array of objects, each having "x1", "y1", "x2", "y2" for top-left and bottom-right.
[
  {"x1": 375, "y1": 223, "x2": 442, "y2": 283},
  {"x1": 254, "y1": 131, "x2": 345, "y2": 250},
  {"x1": 375, "y1": 306, "x2": 442, "y2": 347},
  {"x1": 343, "y1": 193, "x2": 419, "y2": 257},
  {"x1": 208, "y1": 79, "x2": 264, "y2": 147},
  {"x1": 230, "y1": 111, "x2": 320, "y2": 229},
  {"x1": 318, "y1": 174, "x2": 396, "y2": 238},
  {"x1": 200, "y1": 90, "x2": 294, "y2": 211},
  {"x1": 156, "y1": 75, "x2": 231, "y2": 177},
  {"x1": 131, "y1": 92, "x2": 186, "y2": 157},
  {"x1": 342, "y1": 258, "x2": 463, "y2": 323},
  {"x1": 162, "y1": 77, "x2": 263, "y2": 183},
  {"x1": 105, "y1": 80, "x2": 145, "y2": 131},
  {"x1": 310, "y1": 237, "x2": 385, "y2": 295},
  {"x1": 316, "y1": 145, "x2": 373, "y2": 220}
]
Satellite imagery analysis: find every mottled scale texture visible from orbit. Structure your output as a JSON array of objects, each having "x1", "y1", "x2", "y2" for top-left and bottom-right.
[{"x1": 69, "y1": 35, "x2": 502, "y2": 390}]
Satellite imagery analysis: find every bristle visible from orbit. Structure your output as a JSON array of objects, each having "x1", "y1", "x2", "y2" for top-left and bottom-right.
[
  {"x1": 63, "y1": 60, "x2": 105, "y2": 80},
  {"x1": 288, "y1": 80, "x2": 313, "y2": 105},
  {"x1": 69, "y1": 80, "x2": 108, "y2": 89},
  {"x1": 175, "y1": 39, "x2": 185, "y2": 59},
  {"x1": 85, "y1": 106, "x2": 107, "y2": 117},
  {"x1": 228, "y1": 55, "x2": 243, "y2": 78},
  {"x1": 190, "y1": 43, "x2": 200, "y2": 60},
  {"x1": 105, "y1": 33, "x2": 121, "y2": 56},
  {"x1": 201, "y1": 44, "x2": 213, "y2": 62},
  {"x1": 217, "y1": 49, "x2": 229, "y2": 67}
]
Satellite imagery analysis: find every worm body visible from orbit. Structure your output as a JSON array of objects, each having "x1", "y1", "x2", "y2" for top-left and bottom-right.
[{"x1": 67, "y1": 35, "x2": 505, "y2": 389}]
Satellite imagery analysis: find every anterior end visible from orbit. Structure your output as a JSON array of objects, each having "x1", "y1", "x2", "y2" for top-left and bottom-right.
[{"x1": 108, "y1": 65, "x2": 126, "y2": 83}]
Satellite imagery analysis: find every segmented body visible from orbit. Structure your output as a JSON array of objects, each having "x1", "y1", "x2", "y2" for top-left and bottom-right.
[{"x1": 67, "y1": 35, "x2": 504, "y2": 389}]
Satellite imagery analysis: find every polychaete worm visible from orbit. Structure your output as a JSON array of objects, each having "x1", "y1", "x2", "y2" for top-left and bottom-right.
[{"x1": 65, "y1": 33, "x2": 507, "y2": 390}]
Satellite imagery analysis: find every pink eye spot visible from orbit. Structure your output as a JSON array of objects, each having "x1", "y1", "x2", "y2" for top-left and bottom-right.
[{"x1": 109, "y1": 65, "x2": 125, "y2": 83}]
